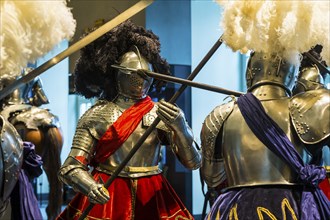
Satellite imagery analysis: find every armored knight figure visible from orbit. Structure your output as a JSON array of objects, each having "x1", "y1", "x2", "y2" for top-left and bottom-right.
[
  {"x1": 201, "y1": 52, "x2": 330, "y2": 219},
  {"x1": 57, "y1": 20, "x2": 200, "y2": 220},
  {"x1": 0, "y1": 68, "x2": 64, "y2": 220}
]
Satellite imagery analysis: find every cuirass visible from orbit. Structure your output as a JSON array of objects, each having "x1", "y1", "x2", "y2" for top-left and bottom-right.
[
  {"x1": 222, "y1": 98, "x2": 309, "y2": 188},
  {"x1": 78, "y1": 100, "x2": 165, "y2": 178},
  {"x1": 96, "y1": 121, "x2": 162, "y2": 178}
]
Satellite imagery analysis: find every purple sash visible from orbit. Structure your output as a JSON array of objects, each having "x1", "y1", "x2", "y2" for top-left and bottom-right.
[
  {"x1": 11, "y1": 142, "x2": 43, "y2": 220},
  {"x1": 237, "y1": 93, "x2": 329, "y2": 220}
]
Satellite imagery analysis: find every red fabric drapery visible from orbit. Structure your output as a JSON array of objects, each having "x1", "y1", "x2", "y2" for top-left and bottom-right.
[{"x1": 93, "y1": 96, "x2": 154, "y2": 163}]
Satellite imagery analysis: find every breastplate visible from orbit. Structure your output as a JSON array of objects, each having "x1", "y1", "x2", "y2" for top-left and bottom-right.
[
  {"x1": 222, "y1": 98, "x2": 309, "y2": 188},
  {"x1": 96, "y1": 121, "x2": 162, "y2": 178}
]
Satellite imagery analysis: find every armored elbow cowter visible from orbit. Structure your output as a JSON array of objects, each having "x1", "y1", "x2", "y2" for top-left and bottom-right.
[{"x1": 58, "y1": 126, "x2": 98, "y2": 196}]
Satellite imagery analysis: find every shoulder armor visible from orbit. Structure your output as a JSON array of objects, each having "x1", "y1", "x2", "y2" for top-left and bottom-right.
[
  {"x1": 11, "y1": 106, "x2": 60, "y2": 130},
  {"x1": 201, "y1": 99, "x2": 235, "y2": 160},
  {"x1": 0, "y1": 104, "x2": 31, "y2": 121},
  {"x1": 0, "y1": 115, "x2": 23, "y2": 207},
  {"x1": 289, "y1": 89, "x2": 330, "y2": 144},
  {"x1": 77, "y1": 101, "x2": 122, "y2": 140},
  {"x1": 143, "y1": 104, "x2": 169, "y2": 132}
]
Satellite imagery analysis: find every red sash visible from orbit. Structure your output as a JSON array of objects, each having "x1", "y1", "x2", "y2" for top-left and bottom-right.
[{"x1": 93, "y1": 96, "x2": 154, "y2": 163}]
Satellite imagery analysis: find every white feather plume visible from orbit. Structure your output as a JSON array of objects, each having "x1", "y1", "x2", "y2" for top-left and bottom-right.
[
  {"x1": 216, "y1": 0, "x2": 330, "y2": 65},
  {"x1": 0, "y1": 0, "x2": 76, "y2": 83}
]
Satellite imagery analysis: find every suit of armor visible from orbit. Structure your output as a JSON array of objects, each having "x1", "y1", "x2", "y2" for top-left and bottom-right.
[
  {"x1": 1, "y1": 72, "x2": 64, "y2": 220},
  {"x1": 58, "y1": 49, "x2": 201, "y2": 220},
  {"x1": 201, "y1": 52, "x2": 330, "y2": 219}
]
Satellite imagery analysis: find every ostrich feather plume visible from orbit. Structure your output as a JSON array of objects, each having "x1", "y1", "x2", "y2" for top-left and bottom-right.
[
  {"x1": 0, "y1": 0, "x2": 76, "y2": 83},
  {"x1": 216, "y1": 0, "x2": 330, "y2": 65}
]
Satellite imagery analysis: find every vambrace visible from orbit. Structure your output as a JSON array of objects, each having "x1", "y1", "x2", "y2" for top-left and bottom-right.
[
  {"x1": 59, "y1": 127, "x2": 98, "y2": 195},
  {"x1": 168, "y1": 122, "x2": 201, "y2": 170},
  {"x1": 59, "y1": 158, "x2": 97, "y2": 196}
]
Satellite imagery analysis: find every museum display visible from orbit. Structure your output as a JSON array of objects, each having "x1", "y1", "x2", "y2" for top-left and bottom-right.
[{"x1": 57, "y1": 20, "x2": 201, "y2": 220}]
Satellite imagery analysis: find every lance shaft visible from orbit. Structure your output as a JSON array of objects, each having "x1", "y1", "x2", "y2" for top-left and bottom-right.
[
  {"x1": 0, "y1": 0, "x2": 153, "y2": 100},
  {"x1": 142, "y1": 70, "x2": 243, "y2": 96},
  {"x1": 78, "y1": 37, "x2": 223, "y2": 219}
]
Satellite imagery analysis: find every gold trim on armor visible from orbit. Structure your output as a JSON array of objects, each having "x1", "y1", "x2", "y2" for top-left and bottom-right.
[
  {"x1": 125, "y1": 165, "x2": 159, "y2": 173},
  {"x1": 130, "y1": 179, "x2": 138, "y2": 220},
  {"x1": 97, "y1": 164, "x2": 160, "y2": 174}
]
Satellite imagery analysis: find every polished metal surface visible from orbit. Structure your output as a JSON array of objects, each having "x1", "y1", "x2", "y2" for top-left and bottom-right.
[
  {"x1": 222, "y1": 92, "x2": 308, "y2": 188},
  {"x1": 0, "y1": 115, "x2": 23, "y2": 209},
  {"x1": 10, "y1": 106, "x2": 60, "y2": 130},
  {"x1": 293, "y1": 66, "x2": 325, "y2": 95},
  {"x1": 289, "y1": 89, "x2": 330, "y2": 144},
  {"x1": 201, "y1": 100, "x2": 234, "y2": 187},
  {"x1": 59, "y1": 94, "x2": 201, "y2": 199},
  {"x1": 117, "y1": 51, "x2": 153, "y2": 99},
  {"x1": 246, "y1": 52, "x2": 298, "y2": 95},
  {"x1": 201, "y1": 52, "x2": 328, "y2": 190}
]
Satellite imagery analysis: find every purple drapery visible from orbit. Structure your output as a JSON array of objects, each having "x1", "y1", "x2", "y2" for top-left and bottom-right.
[
  {"x1": 237, "y1": 93, "x2": 330, "y2": 220},
  {"x1": 11, "y1": 142, "x2": 43, "y2": 220}
]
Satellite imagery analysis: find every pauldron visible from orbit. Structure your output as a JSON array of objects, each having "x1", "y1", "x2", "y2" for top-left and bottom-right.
[
  {"x1": 1, "y1": 104, "x2": 60, "y2": 130},
  {"x1": 201, "y1": 99, "x2": 234, "y2": 187},
  {"x1": 201, "y1": 99, "x2": 235, "y2": 160},
  {"x1": 289, "y1": 89, "x2": 330, "y2": 144},
  {"x1": 76, "y1": 100, "x2": 122, "y2": 140},
  {"x1": 77, "y1": 101, "x2": 169, "y2": 142}
]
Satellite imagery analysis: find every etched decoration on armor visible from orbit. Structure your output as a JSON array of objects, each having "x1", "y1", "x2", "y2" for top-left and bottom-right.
[{"x1": 57, "y1": 20, "x2": 200, "y2": 220}]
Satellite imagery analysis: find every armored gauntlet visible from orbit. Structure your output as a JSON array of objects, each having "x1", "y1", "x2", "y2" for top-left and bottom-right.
[
  {"x1": 157, "y1": 100, "x2": 201, "y2": 169},
  {"x1": 58, "y1": 128, "x2": 110, "y2": 204}
]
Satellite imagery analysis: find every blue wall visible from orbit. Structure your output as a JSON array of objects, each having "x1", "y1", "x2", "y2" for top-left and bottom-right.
[
  {"x1": 37, "y1": 41, "x2": 70, "y2": 195},
  {"x1": 146, "y1": 0, "x2": 243, "y2": 216},
  {"x1": 146, "y1": 0, "x2": 191, "y2": 65}
]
